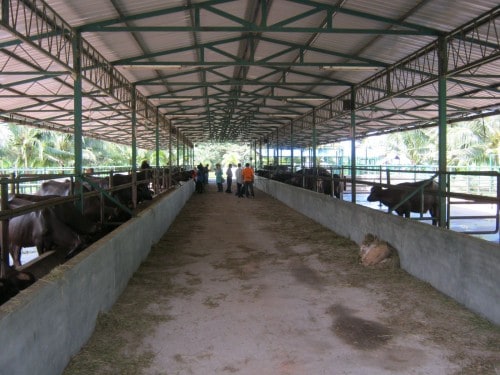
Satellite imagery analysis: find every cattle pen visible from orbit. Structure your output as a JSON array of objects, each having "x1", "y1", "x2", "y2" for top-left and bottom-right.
[{"x1": 0, "y1": 178, "x2": 499, "y2": 375}]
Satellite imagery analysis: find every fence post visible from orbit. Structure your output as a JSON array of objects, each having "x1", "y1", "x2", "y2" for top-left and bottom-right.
[
  {"x1": 9, "y1": 172, "x2": 15, "y2": 195},
  {"x1": 1, "y1": 179, "x2": 9, "y2": 278}
]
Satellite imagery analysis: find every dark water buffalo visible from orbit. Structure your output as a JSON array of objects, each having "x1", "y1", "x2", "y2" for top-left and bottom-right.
[
  {"x1": 288, "y1": 168, "x2": 341, "y2": 198},
  {"x1": 169, "y1": 168, "x2": 193, "y2": 185},
  {"x1": 37, "y1": 179, "x2": 73, "y2": 196},
  {"x1": 0, "y1": 268, "x2": 36, "y2": 305},
  {"x1": 3, "y1": 197, "x2": 85, "y2": 267},
  {"x1": 256, "y1": 166, "x2": 293, "y2": 182},
  {"x1": 111, "y1": 171, "x2": 153, "y2": 206},
  {"x1": 36, "y1": 179, "x2": 115, "y2": 223},
  {"x1": 13, "y1": 194, "x2": 98, "y2": 235},
  {"x1": 367, "y1": 180, "x2": 439, "y2": 225}
]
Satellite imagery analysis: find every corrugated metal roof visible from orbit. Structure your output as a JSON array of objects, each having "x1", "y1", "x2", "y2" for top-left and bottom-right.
[{"x1": 0, "y1": 0, "x2": 497, "y2": 150}]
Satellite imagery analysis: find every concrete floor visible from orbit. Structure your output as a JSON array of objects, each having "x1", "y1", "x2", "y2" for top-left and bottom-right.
[{"x1": 64, "y1": 182, "x2": 500, "y2": 375}]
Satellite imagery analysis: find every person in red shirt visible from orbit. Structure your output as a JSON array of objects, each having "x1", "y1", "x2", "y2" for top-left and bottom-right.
[{"x1": 241, "y1": 163, "x2": 255, "y2": 198}]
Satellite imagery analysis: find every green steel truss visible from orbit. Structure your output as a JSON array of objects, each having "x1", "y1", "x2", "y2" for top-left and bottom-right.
[{"x1": 0, "y1": 0, "x2": 497, "y2": 150}]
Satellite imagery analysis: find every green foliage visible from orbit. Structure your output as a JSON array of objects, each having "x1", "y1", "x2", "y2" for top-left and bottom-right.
[
  {"x1": 0, "y1": 123, "x2": 134, "y2": 169},
  {"x1": 383, "y1": 116, "x2": 499, "y2": 167},
  {"x1": 194, "y1": 142, "x2": 251, "y2": 169},
  {"x1": 0, "y1": 123, "x2": 251, "y2": 171},
  {"x1": 1, "y1": 116, "x2": 498, "y2": 171}
]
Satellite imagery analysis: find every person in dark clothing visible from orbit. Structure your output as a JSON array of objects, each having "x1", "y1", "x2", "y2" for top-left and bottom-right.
[
  {"x1": 196, "y1": 163, "x2": 205, "y2": 193},
  {"x1": 204, "y1": 164, "x2": 209, "y2": 184}
]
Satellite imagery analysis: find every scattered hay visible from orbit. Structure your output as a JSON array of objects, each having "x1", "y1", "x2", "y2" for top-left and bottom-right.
[
  {"x1": 64, "y1": 309, "x2": 159, "y2": 374},
  {"x1": 213, "y1": 248, "x2": 272, "y2": 280},
  {"x1": 64, "y1": 187, "x2": 500, "y2": 374},
  {"x1": 43, "y1": 264, "x2": 72, "y2": 282},
  {"x1": 203, "y1": 293, "x2": 227, "y2": 308}
]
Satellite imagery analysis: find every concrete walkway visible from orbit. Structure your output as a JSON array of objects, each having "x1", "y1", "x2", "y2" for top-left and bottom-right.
[{"x1": 64, "y1": 182, "x2": 500, "y2": 375}]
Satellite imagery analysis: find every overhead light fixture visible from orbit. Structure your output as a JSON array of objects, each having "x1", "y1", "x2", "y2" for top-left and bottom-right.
[
  {"x1": 167, "y1": 114, "x2": 200, "y2": 118},
  {"x1": 268, "y1": 114, "x2": 300, "y2": 118},
  {"x1": 155, "y1": 97, "x2": 193, "y2": 102},
  {"x1": 120, "y1": 64, "x2": 183, "y2": 70},
  {"x1": 320, "y1": 65, "x2": 380, "y2": 71},
  {"x1": 286, "y1": 97, "x2": 327, "y2": 102}
]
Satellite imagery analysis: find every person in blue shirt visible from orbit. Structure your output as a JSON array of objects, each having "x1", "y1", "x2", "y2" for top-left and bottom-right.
[{"x1": 215, "y1": 163, "x2": 223, "y2": 192}]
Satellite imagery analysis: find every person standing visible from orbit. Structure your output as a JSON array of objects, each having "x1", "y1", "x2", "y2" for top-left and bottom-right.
[
  {"x1": 235, "y1": 163, "x2": 243, "y2": 197},
  {"x1": 196, "y1": 163, "x2": 205, "y2": 193},
  {"x1": 215, "y1": 163, "x2": 223, "y2": 192},
  {"x1": 204, "y1": 164, "x2": 209, "y2": 185},
  {"x1": 225, "y1": 163, "x2": 233, "y2": 193},
  {"x1": 242, "y1": 163, "x2": 255, "y2": 198}
]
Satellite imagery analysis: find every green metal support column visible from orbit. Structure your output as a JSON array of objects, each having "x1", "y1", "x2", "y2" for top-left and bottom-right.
[
  {"x1": 176, "y1": 131, "x2": 180, "y2": 168},
  {"x1": 184, "y1": 137, "x2": 187, "y2": 168},
  {"x1": 312, "y1": 110, "x2": 317, "y2": 170},
  {"x1": 437, "y1": 36, "x2": 448, "y2": 227},
  {"x1": 1, "y1": 0, "x2": 9, "y2": 25},
  {"x1": 168, "y1": 120, "x2": 173, "y2": 187},
  {"x1": 350, "y1": 89, "x2": 357, "y2": 203},
  {"x1": 1, "y1": 180, "x2": 9, "y2": 278},
  {"x1": 259, "y1": 139, "x2": 263, "y2": 168},
  {"x1": 253, "y1": 141, "x2": 257, "y2": 170},
  {"x1": 72, "y1": 31, "x2": 83, "y2": 208},
  {"x1": 276, "y1": 130, "x2": 280, "y2": 165},
  {"x1": 131, "y1": 85, "x2": 137, "y2": 171},
  {"x1": 180, "y1": 136, "x2": 184, "y2": 168},
  {"x1": 183, "y1": 137, "x2": 186, "y2": 168},
  {"x1": 266, "y1": 141, "x2": 270, "y2": 166},
  {"x1": 131, "y1": 84, "x2": 137, "y2": 207},
  {"x1": 290, "y1": 120, "x2": 294, "y2": 172},
  {"x1": 155, "y1": 109, "x2": 160, "y2": 168}
]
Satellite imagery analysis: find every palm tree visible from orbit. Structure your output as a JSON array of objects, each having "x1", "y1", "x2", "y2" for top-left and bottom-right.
[
  {"x1": 383, "y1": 115, "x2": 499, "y2": 167},
  {"x1": 387, "y1": 129, "x2": 437, "y2": 165},
  {"x1": 447, "y1": 117, "x2": 499, "y2": 167},
  {"x1": 6, "y1": 125, "x2": 49, "y2": 169}
]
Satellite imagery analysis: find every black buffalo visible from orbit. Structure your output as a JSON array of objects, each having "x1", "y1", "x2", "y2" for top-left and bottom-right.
[
  {"x1": 3, "y1": 197, "x2": 86, "y2": 267},
  {"x1": 256, "y1": 165, "x2": 293, "y2": 182},
  {"x1": 288, "y1": 168, "x2": 341, "y2": 199},
  {"x1": 36, "y1": 179, "x2": 117, "y2": 223},
  {"x1": 367, "y1": 180, "x2": 439, "y2": 225},
  {"x1": 37, "y1": 179, "x2": 73, "y2": 196},
  {"x1": 13, "y1": 194, "x2": 98, "y2": 236},
  {"x1": 169, "y1": 168, "x2": 193, "y2": 185},
  {"x1": 111, "y1": 171, "x2": 153, "y2": 206}
]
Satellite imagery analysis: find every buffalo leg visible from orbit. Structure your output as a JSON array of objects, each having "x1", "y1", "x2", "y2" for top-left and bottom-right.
[{"x1": 10, "y1": 245, "x2": 22, "y2": 268}]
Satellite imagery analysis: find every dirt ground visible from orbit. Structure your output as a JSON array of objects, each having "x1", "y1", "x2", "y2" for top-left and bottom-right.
[{"x1": 64, "y1": 182, "x2": 500, "y2": 375}]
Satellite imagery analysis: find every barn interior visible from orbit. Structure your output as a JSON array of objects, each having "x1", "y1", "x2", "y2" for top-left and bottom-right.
[
  {"x1": 0, "y1": 0, "x2": 497, "y2": 153},
  {"x1": 1, "y1": 0, "x2": 498, "y2": 233},
  {"x1": 0, "y1": 1, "x2": 499, "y2": 374}
]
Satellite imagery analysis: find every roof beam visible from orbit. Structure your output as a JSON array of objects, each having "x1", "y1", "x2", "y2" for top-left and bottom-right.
[
  {"x1": 82, "y1": 25, "x2": 437, "y2": 35},
  {"x1": 78, "y1": 1, "x2": 439, "y2": 35}
]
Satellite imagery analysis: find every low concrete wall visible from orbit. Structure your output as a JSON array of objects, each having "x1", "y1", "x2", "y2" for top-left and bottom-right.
[
  {"x1": 255, "y1": 177, "x2": 500, "y2": 326},
  {"x1": 0, "y1": 181, "x2": 195, "y2": 375}
]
